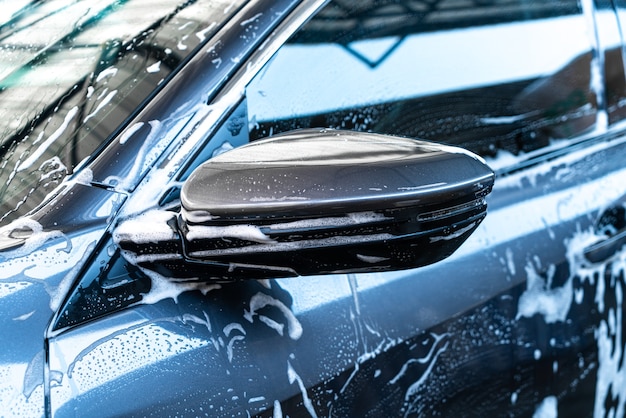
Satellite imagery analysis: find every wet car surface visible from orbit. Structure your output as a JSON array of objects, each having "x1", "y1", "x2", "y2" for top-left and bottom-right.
[{"x1": 2, "y1": 0, "x2": 626, "y2": 417}]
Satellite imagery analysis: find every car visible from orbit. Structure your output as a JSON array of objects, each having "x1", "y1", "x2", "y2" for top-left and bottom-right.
[{"x1": 1, "y1": 0, "x2": 626, "y2": 416}]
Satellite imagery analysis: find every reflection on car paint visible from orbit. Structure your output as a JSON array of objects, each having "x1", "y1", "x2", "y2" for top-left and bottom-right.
[
  {"x1": 47, "y1": 269, "x2": 457, "y2": 417},
  {"x1": 41, "y1": 225, "x2": 626, "y2": 417},
  {"x1": 0, "y1": 228, "x2": 103, "y2": 415},
  {"x1": 48, "y1": 280, "x2": 308, "y2": 414},
  {"x1": 52, "y1": 321, "x2": 213, "y2": 405}
]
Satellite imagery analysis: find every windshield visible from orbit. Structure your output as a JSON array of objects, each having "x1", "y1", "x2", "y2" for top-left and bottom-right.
[{"x1": 0, "y1": 0, "x2": 246, "y2": 225}]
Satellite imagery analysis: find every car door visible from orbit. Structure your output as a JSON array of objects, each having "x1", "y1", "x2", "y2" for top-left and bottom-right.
[
  {"x1": 238, "y1": 1, "x2": 626, "y2": 416},
  {"x1": 45, "y1": 0, "x2": 626, "y2": 417}
]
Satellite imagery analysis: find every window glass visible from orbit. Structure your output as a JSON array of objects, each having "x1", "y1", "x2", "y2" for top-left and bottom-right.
[
  {"x1": 0, "y1": 0, "x2": 246, "y2": 224},
  {"x1": 247, "y1": 0, "x2": 615, "y2": 164}
]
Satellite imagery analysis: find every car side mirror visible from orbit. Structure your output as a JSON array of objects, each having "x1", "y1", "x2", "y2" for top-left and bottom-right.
[{"x1": 114, "y1": 129, "x2": 494, "y2": 280}]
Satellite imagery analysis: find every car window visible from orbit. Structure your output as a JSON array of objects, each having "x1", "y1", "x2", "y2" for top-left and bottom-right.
[
  {"x1": 246, "y1": 0, "x2": 626, "y2": 167},
  {"x1": 0, "y1": 0, "x2": 246, "y2": 225}
]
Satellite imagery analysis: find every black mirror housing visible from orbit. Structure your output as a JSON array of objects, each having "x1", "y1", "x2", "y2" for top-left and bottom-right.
[{"x1": 115, "y1": 129, "x2": 494, "y2": 280}]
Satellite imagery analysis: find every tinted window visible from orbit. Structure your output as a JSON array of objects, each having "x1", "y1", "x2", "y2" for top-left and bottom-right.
[{"x1": 247, "y1": 0, "x2": 625, "y2": 164}]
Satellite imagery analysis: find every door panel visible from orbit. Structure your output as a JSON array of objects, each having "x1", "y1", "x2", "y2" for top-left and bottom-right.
[{"x1": 47, "y1": 136, "x2": 626, "y2": 416}]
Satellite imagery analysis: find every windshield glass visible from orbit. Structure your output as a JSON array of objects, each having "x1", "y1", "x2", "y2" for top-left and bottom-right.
[{"x1": 0, "y1": 0, "x2": 246, "y2": 225}]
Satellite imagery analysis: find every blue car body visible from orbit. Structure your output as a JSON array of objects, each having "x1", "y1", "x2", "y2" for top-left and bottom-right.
[{"x1": 2, "y1": 0, "x2": 626, "y2": 416}]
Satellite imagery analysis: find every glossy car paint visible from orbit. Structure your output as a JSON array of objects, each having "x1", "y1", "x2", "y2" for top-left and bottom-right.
[{"x1": 1, "y1": 1, "x2": 626, "y2": 417}]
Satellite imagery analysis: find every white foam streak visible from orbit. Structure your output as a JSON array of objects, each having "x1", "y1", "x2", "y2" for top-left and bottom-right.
[
  {"x1": 244, "y1": 292, "x2": 302, "y2": 340},
  {"x1": 517, "y1": 263, "x2": 572, "y2": 323},
  {"x1": 593, "y1": 249, "x2": 626, "y2": 418},
  {"x1": 146, "y1": 61, "x2": 161, "y2": 74},
  {"x1": 188, "y1": 233, "x2": 393, "y2": 258},
  {"x1": 186, "y1": 223, "x2": 275, "y2": 244},
  {"x1": 287, "y1": 361, "x2": 318, "y2": 418},
  {"x1": 533, "y1": 396, "x2": 558, "y2": 418},
  {"x1": 140, "y1": 269, "x2": 221, "y2": 305},
  {"x1": 267, "y1": 212, "x2": 388, "y2": 231},
  {"x1": 83, "y1": 90, "x2": 117, "y2": 123},
  {"x1": 104, "y1": 120, "x2": 163, "y2": 191},
  {"x1": 17, "y1": 107, "x2": 79, "y2": 172},
  {"x1": 113, "y1": 210, "x2": 177, "y2": 245},
  {"x1": 95, "y1": 67, "x2": 118, "y2": 82},
  {"x1": 119, "y1": 122, "x2": 144, "y2": 145}
]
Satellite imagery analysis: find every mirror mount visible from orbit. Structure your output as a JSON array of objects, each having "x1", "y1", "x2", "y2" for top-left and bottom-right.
[{"x1": 114, "y1": 129, "x2": 494, "y2": 281}]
